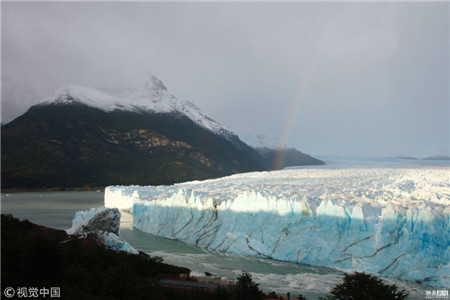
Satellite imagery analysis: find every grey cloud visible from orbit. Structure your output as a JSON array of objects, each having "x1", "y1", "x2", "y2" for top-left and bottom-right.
[{"x1": 2, "y1": 2, "x2": 448, "y2": 157}]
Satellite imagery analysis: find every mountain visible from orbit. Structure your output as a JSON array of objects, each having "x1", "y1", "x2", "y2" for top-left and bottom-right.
[
  {"x1": 241, "y1": 133, "x2": 285, "y2": 149},
  {"x1": 423, "y1": 155, "x2": 450, "y2": 161},
  {"x1": 255, "y1": 147, "x2": 325, "y2": 170},
  {"x1": 39, "y1": 74, "x2": 238, "y2": 141},
  {"x1": 242, "y1": 133, "x2": 325, "y2": 169},
  {"x1": 1, "y1": 74, "x2": 264, "y2": 190}
]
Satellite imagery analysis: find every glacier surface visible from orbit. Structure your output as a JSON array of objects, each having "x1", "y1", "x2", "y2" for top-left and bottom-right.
[{"x1": 105, "y1": 168, "x2": 449, "y2": 287}]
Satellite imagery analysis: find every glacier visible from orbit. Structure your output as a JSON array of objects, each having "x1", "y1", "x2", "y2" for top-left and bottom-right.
[{"x1": 105, "y1": 167, "x2": 449, "y2": 287}]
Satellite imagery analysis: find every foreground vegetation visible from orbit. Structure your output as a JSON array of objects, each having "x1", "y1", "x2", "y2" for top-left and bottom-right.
[
  {"x1": 1, "y1": 214, "x2": 268, "y2": 300},
  {"x1": 2, "y1": 214, "x2": 192, "y2": 299},
  {"x1": 320, "y1": 272, "x2": 409, "y2": 300}
]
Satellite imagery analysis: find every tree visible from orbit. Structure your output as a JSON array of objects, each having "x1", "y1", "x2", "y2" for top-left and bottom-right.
[
  {"x1": 234, "y1": 272, "x2": 265, "y2": 300},
  {"x1": 321, "y1": 272, "x2": 409, "y2": 300},
  {"x1": 214, "y1": 285, "x2": 231, "y2": 300}
]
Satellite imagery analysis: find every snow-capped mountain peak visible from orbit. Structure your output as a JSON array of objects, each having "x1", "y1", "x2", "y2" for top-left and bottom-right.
[
  {"x1": 42, "y1": 74, "x2": 235, "y2": 140},
  {"x1": 45, "y1": 84, "x2": 122, "y2": 110},
  {"x1": 144, "y1": 72, "x2": 168, "y2": 96}
]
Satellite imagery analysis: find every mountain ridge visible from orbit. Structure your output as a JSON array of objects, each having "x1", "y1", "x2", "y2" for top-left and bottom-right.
[
  {"x1": 38, "y1": 73, "x2": 238, "y2": 143},
  {"x1": 254, "y1": 147, "x2": 325, "y2": 169},
  {"x1": 2, "y1": 75, "x2": 323, "y2": 190}
]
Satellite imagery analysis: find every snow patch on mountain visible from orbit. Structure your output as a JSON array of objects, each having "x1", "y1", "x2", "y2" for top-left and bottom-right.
[{"x1": 42, "y1": 73, "x2": 235, "y2": 140}]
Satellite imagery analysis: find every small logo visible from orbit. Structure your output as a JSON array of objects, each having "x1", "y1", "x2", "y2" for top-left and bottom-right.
[
  {"x1": 426, "y1": 290, "x2": 449, "y2": 299},
  {"x1": 4, "y1": 287, "x2": 15, "y2": 298}
]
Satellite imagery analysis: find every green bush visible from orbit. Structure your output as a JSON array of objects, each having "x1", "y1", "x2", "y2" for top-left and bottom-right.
[
  {"x1": 321, "y1": 272, "x2": 409, "y2": 300},
  {"x1": 234, "y1": 272, "x2": 265, "y2": 300}
]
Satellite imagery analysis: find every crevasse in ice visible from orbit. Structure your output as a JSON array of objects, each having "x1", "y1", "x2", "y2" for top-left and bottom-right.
[{"x1": 105, "y1": 168, "x2": 449, "y2": 287}]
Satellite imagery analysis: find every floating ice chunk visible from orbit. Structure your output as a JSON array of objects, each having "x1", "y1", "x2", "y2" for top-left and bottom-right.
[{"x1": 67, "y1": 207, "x2": 138, "y2": 254}]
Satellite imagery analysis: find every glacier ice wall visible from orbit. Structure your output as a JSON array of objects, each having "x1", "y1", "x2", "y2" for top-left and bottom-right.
[{"x1": 105, "y1": 168, "x2": 449, "y2": 287}]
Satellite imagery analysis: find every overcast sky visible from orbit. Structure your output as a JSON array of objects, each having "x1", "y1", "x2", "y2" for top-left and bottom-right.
[{"x1": 2, "y1": 2, "x2": 449, "y2": 157}]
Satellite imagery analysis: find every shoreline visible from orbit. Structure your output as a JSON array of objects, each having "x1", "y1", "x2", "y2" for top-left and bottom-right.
[{"x1": 1, "y1": 186, "x2": 105, "y2": 193}]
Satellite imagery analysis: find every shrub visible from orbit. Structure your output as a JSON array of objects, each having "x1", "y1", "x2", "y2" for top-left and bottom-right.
[
  {"x1": 321, "y1": 272, "x2": 409, "y2": 300},
  {"x1": 234, "y1": 272, "x2": 265, "y2": 300}
]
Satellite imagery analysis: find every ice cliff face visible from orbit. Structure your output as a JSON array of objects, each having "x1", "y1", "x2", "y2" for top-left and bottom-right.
[
  {"x1": 67, "y1": 207, "x2": 138, "y2": 254},
  {"x1": 105, "y1": 168, "x2": 449, "y2": 287}
]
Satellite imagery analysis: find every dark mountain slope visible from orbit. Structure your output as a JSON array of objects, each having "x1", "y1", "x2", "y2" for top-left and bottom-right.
[
  {"x1": 2, "y1": 103, "x2": 263, "y2": 190},
  {"x1": 255, "y1": 147, "x2": 325, "y2": 170}
]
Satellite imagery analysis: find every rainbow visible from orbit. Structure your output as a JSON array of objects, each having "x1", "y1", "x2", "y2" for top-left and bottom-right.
[
  {"x1": 273, "y1": 8, "x2": 342, "y2": 170},
  {"x1": 273, "y1": 65, "x2": 315, "y2": 170}
]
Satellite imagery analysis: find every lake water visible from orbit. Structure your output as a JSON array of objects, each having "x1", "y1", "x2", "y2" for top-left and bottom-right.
[{"x1": 3, "y1": 157, "x2": 447, "y2": 299}]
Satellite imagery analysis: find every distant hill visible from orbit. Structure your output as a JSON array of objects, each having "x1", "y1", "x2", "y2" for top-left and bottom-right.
[
  {"x1": 255, "y1": 147, "x2": 325, "y2": 170},
  {"x1": 423, "y1": 155, "x2": 450, "y2": 161}
]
